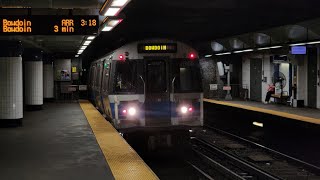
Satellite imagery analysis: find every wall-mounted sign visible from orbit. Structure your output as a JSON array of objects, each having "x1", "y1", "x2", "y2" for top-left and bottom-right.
[
  {"x1": 79, "y1": 85, "x2": 87, "y2": 91},
  {"x1": 291, "y1": 46, "x2": 306, "y2": 55},
  {"x1": 137, "y1": 43, "x2": 177, "y2": 53},
  {"x1": 223, "y1": 86, "x2": 231, "y2": 91},
  {"x1": 210, "y1": 84, "x2": 218, "y2": 90},
  {"x1": 72, "y1": 67, "x2": 77, "y2": 73},
  {"x1": 0, "y1": 15, "x2": 99, "y2": 35},
  {"x1": 271, "y1": 55, "x2": 288, "y2": 64}
]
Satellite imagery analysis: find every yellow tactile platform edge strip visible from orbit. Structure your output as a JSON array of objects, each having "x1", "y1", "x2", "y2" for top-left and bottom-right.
[
  {"x1": 204, "y1": 98, "x2": 320, "y2": 125},
  {"x1": 79, "y1": 100, "x2": 159, "y2": 180}
]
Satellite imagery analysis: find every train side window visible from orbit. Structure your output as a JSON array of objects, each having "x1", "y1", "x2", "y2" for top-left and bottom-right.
[
  {"x1": 179, "y1": 67, "x2": 193, "y2": 91},
  {"x1": 95, "y1": 63, "x2": 103, "y2": 88},
  {"x1": 114, "y1": 61, "x2": 137, "y2": 93},
  {"x1": 88, "y1": 67, "x2": 93, "y2": 87},
  {"x1": 102, "y1": 61, "x2": 111, "y2": 92},
  {"x1": 175, "y1": 61, "x2": 202, "y2": 92},
  {"x1": 92, "y1": 65, "x2": 97, "y2": 87}
]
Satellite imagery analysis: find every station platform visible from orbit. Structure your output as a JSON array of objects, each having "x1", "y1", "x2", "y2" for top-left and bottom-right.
[
  {"x1": 204, "y1": 98, "x2": 320, "y2": 125},
  {"x1": 0, "y1": 101, "x2": 158, "y2": 180}
]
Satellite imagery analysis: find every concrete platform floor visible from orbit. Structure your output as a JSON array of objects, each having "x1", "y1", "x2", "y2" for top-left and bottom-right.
[
  {"x1": 218, "y1": 100, "x2": 320, "y2": 119},
  {"x1": 0, "y1": 103, "x2": 114, "y2": 180}
]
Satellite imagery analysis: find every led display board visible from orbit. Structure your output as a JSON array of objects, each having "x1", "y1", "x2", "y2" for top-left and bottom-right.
[
  {"x1": 138, "y1": 43, "x2": 177, "y2": 53},
  {"x1": 291, "y1": 46, "x2": 307, "y2": 55},
  {"x1": 0, "y1": 15, "x2": 99, "y2": 35}
]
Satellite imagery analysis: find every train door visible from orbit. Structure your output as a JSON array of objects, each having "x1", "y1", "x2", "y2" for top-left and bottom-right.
[
  {"x1": 101, "y1": 60, "x2": 113, "y2": 118},
  {"x1": 144, "y1": 58, "x2": 171, "y2": 126},
  {"x1": 95, "y1": 61, "x2": 103, "y2": 110}
]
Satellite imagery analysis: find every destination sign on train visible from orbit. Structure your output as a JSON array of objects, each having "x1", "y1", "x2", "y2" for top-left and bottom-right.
[
  {"x1": 0, "y1": 15, "x2": 99, "y2": 35},
  {"x1": 138, "y1": 43, "x2": 177, "y2": 53}
]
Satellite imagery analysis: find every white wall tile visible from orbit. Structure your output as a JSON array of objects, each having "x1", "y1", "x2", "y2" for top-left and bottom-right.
[{"x1": 0, "y1": 57, "x2": 23, "y2": 119}]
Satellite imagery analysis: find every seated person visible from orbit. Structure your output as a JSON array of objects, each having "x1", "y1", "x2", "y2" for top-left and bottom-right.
[{"x1": 264, "y1": 83, "x2": 275, "y2": 104}]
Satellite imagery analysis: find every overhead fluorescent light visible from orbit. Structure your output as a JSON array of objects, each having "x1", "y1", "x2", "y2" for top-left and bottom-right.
[
  {"x1": 87, "y1": 36, "x2": 95, "y2": 40},
  {"x1": 83, "y1": 40, "x2": 92, "y2": 46},
  {"x1": 101, "y1": 18, "x2": 123, "y2": 32},
  {"x1": 104, "y1": 7, "x2": 121, "y2": 16},
  {"x1": 108, "y1": 19, "x2": 122, "y2": 26},
  {"x1": 100, "y1": 0, "x2": 131, "y2": 16},
  {"x1": 233, "y1": 49, "x2": 254, "y2": 53},
  {"x1": 102, "y1": 26, "x2": 113, "y2": 31},
  {"x1": 289, "y1": 43, "x2": 306, "y2": 46},
  {"x1": 257, "y1": 46, "x2": 283, "y2": 50},
  {"x1": 75, "y1": 55, "x2": 79, "y2": 57},
  {"x1": 270, "y1": 45, "x2": 283, "y2": 49},
  {"x1": 111, "y1": 0, "x2": 129, "y2": 6},
  {"x1": 306, "y1": 41, "x2": 320, "y2": 45},
  {"x1": 215, "y1": 52, "x2": 231, "y2": 56},
  {"x1": 80, "y1": 46, "x2": 87, "y2": 50},
  {"x1": 205, "y1": 54, "x2": 212, "y2": 58},
  {"x1": 253, "y1": 121, "x2": 263, "y2": 128},
  {"x1": 78, "y1": 50, "x2": 84, "y2": 54}
]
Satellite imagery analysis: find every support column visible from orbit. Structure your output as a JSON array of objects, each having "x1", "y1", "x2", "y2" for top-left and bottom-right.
[
  {"x1": 0, "y1": 41, "x2": 24, "y2": 126},
  {"x1": 24, "y1": 50, "x2": 43, "y2": 110},
  {"x1": 43, "y1": 59, "x2": 54, "y2": 100}
]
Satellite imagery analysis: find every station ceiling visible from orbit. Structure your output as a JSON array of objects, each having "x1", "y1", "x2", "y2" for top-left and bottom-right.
[
  {"x1": 85, "y1": 0, "x2": 320, "y2": 60},
  {"x1": 1, "y1": 0, "x2": 320, "y2": 60}
]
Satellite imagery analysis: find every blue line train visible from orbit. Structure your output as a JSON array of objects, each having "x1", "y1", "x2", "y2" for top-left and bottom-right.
[{"x1": 88, "y1": 39, "x2": 203, "y2": 131}]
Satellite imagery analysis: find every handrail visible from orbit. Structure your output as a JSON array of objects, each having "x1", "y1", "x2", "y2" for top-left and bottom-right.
[
  {"x1": 139, "y1": 75, "x2": 145, "y2": 98},
  {"x1": 171, "y1": 76, "x2": 176, "y2": 94}
]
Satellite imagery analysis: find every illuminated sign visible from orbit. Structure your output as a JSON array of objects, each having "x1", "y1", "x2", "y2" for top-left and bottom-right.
[
  {"x1": 291, "y1": 46, "x2": 306, "y2": 55},
  {"x1": 0, "y1": 15, "x2": 99, "y2": 35},
  {"x1": 138, "y1": 43, "x2": 177, "y2": 53}
]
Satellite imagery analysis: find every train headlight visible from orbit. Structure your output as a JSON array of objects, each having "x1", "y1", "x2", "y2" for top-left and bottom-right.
[
  {"x1": 181, "y1": 106, "x2": 188, "y2": 114},
  {"x1": 128, "y1": 107, "x2": 137, "y2": 116}
]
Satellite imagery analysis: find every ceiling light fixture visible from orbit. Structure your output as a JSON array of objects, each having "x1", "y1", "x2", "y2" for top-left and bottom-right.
[
  {"x1": 306, "y1": 41, "x2": 320, "y2": 45},
  {"x1": 80, "y1": 46, "x2": 87, "y2": 50},
  {"x1": 83, "y1": 40, "x2": 92, "y2": 46},
  {"x1": 205, "y1": 54, "x2": 212, "y2": 58},
  {"x1": 75, "y1": 55, "x2": 79, "y2": 57},
  {"x1": 78, "y1": 49, "x2": 84, "y2": 54},
  {"x1": 100, "y1": 0, "x2": 131, "y2": 16},
  {"x1": 111, "y1": 0, "x2": 129, "y2": 6},
  {"x1": 257, "y1": 45, "x2": 283, "y2": 50},
  {"x1": 87, "y1": 36, "x2": 95, "y2": 40},
  {"x1": 233, "y1": 49, "x2": 254, "y2": 53},
  {"x1": 101, "y1": 18, "x2": 123, "y2": 32},
  {"x1": 215, "y1": 52, "x2": 231, "y2": 56},
  {"x1": 289, "y1": 43, "x2": 306, "y2": 46},
  {"x1": 104, "y1": 7, "x2": 121, "y2": 16}
]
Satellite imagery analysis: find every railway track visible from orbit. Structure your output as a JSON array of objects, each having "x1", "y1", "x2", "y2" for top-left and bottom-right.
[{"x1": 188, "y1": 126, "x2": 320, "y2": 180}]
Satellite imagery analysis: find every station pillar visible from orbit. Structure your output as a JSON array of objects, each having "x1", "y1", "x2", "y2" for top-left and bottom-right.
[
  {"x1": 24, "y1": 50, "x2": 43, "y2": 110},
  {"x1": 0, "y1": 41, "x2": 24, "y2": 125},
  {"x1": 43, "y1": 57, "x2": 54, "y2": 100}
]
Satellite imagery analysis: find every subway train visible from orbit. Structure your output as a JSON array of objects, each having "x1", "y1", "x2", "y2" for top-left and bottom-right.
[{"x1": 88, "y1": 39, "x2": 203, "y2": 132}]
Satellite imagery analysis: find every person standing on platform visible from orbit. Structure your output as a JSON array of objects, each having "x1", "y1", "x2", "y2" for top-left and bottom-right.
[{"x1": 264, "y1": 83, "x2": 275, "y2": 104}]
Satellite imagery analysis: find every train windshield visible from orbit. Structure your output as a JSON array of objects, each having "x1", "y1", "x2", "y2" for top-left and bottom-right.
[
  {"x1": 174, "y1": 60, "x2": 202, "y2": 92},
  {"x1": 114, "y1": 60, "x2": 137, "y2": 93},
  {"x1": 146, "y1": 60, "x2": 167, "y2": 93}
]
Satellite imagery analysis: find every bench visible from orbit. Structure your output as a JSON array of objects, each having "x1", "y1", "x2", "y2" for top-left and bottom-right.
[{"x1": 271, "y1": 93, "x2": 290, "y2": 105}]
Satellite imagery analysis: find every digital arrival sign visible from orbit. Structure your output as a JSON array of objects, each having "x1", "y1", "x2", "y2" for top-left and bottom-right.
[{"x1": 0, "y1": 15, "x2": 99, "y2": 35}]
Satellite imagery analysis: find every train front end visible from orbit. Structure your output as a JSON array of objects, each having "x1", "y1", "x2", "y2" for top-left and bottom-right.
[{"x1": 96, "y1": 39, "x2": 203, "y2": 131}]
